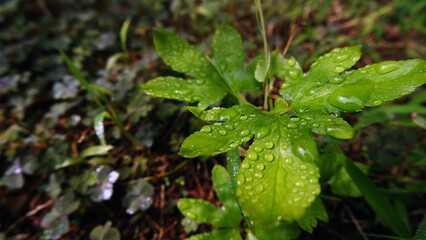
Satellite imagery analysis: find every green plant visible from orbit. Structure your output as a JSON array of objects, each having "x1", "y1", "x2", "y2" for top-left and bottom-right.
[{"x1": 144, "y1": 20, "x2": 425, "y2": 238}]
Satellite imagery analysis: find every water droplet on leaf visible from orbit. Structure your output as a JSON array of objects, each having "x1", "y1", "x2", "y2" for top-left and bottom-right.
[{"x1": 376, "y1": 61, "x2": 400, "y2": 74}]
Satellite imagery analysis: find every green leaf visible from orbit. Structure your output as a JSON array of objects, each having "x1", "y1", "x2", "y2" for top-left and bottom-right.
[
  {"x1": 280, "y1": 46, "x2": 426, "y2": 113},
  {"x1": 187, "y1": 229, "x2": 242, "y2": 240},
  {"x1": 213, "y1": 24, "x2": 259, "y2": 91},
  {"x1": 180, "y1": 105, "x2": 322, "y2": 224},
  {"x1": 90, "y1": 221, "x2": 121, "y2": 240},
  {"x1": 177, "y1": 198, "x2": 238, "y2": 227},
  {"x1": 145, "y1": 30, "x2": 228, "y2": 108},
  {"x1": 329, "y1": 162, "x2": 369, "y2": 197},
  {"x1": 341, "y1": 155, "x2": 412, "y2": 237},
  {"x1": 94, "y1": 111, "x2": 111, "y2": 146},
  {"x1": 80, "y1": 145, "x2": 114, "y2": 159},
  {"x1": 212, "y1": 165, "x2": 242, "y2": 225},
  {"x1": 254, "y1": 222, "x2": 301, "y2": 240},
  {"x1": 144, "y1": 76, "x2": 226, "y2": 109},
  {"x1": 296, "y1": 198, "x2": 328, "y2": 233}
]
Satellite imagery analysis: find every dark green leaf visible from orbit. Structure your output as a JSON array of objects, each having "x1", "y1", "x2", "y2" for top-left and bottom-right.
[{"x1": 341, "y1": 156, "x2": 411, "y2": 237}]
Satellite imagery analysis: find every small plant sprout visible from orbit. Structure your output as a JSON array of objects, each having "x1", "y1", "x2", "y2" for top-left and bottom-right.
[
  {"x1": 144, "y1": 21, "x2": 425, "y2": 239},
  {"x1": 88, "y1": 165, "x2": 120, "y2": 202},
  {"x1": 122, "y1": 178, "x2": 154, "y2": 215}
]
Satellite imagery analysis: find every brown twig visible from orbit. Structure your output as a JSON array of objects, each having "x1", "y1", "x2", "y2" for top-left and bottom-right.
[
  {"x1": 37, "y1": 0, "x2": 52, "y2": 17},
  {"x1": 282, "y1": 24, "x2": 296, "y2": 57},
  {"x1": 5, "y1": 199, "x2": 54, "y2": 235},
  {"x1": 345, "y1": 205, "x2": 369, "y2": 240}
]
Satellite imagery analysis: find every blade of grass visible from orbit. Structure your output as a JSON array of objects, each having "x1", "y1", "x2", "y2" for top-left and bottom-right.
[
  {"x1": 341, "y1": 157, "x2": 412, "y2": 238},
  {"x1": 413, "y1": 215, "x2": 426, "y2": 240},
  {"x1": 59, "y1": 50, "x2": 104, "y2": 110},
  {"x1": 120, "y1": 18, "x2": 131, "y2": 53},
  {"x1": 60, "y1": 51, "x2": 141, "y2": 148}
]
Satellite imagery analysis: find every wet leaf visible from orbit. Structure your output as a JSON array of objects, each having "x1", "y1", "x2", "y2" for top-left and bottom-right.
[
  {"x1": 122, "y1": 179, "x2": 154, "y2": 214},
  {"x1": 88, "y1": 166, "x2": 120, "y2": 202},
  {"x1": 280, "y1": 46, "x2": 426, "y2": 113},
  {"x1": 90, "y1": 221, "x2": 121, "y2": 240},
  {"x1": 80, "y1": 145, "x2": 114, "y2": 159}
]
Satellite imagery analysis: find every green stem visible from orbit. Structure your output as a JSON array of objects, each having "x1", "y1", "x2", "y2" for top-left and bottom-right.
[{"x1": 254, "y1": 0, "x2": 271, "y2": 110}]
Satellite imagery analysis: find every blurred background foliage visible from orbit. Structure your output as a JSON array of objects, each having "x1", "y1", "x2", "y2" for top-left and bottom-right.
[{"x1": 0, "y1": 0, "x2": 425, "y2": 239}]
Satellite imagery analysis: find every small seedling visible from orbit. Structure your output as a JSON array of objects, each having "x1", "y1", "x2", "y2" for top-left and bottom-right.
[{"x1": 144, "y1": 22, "x2": 425, "y2": 239}]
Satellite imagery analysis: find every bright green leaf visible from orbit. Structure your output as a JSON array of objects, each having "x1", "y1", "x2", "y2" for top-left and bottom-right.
[
  {"x1": 177, "y1": 198, "x2": 238, "y2": 227},
  {"x1": 180, "y1": 105, "x2": 322, "y2": 224},
  {"x1": 187, "y1": 229, "x2": 242, "y2": 240},
  {"x1": 296, "y1": 198, "x2": 328, "y2": 233},
  {"x1": 254, "y1": 221, "x2": 301, "y2": 240},
  {"x1": 213, "y1": 24, "x2": 259, "y2": 91},
  {"x1": 212, "y1": 165, "x2": 242, "y2": 225},
  {"x1": 144, "y1": 76, "x2": 226, "y2": 109},
  {"x1": 80, "y1": 145, "x2": 113, "y2": 159},
  {"x1": 280, "y1": 46, "x2": 426, "y2": 113}
]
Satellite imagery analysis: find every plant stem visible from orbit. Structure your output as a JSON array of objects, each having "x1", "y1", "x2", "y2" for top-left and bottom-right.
[{"x1": 254, "y1": 0, "x2": 271, "y2": 110}]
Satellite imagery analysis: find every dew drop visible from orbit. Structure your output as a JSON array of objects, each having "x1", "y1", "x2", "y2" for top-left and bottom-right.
[
  {"x1": 174, "y1": 83, "x2": 181, "y2": 87},
  {"x1": 200, "y1": 126, "x2": 212, "y2": 133},
  {"x1": 281, "y1": 82, "x2": 291, "y2": 89},
  {"x1": 241, "y1": 162, "x2": 250, "y2": 169},
  {"x1": 195, "y1": 79, "x2": 205, "y2": 85},
  {"x1": 372, "y1": 99, "x2": 383, "y2": 106},
  {"x1": 218, "y1": 130, "x2": 227, "y2": 135},
  {"x1": 255, "y1": 185, "x2": 264, "y2": 193},
  {"x1": 327, "y1": 81, "x2": 373, "y2": 111},
  {"x1": 245, "y1": 177, "x2": 253, "y2": 182},
  {"x1": 214, "y1": 122, "x2": 222, "y2": 126},
  {"x1": 186, "y1": 211, "x2": 197, "y2": 219},
  {"x1": 224, "y1": 124, "x2": 234, "y2": 130},
  {"x1": 295, "y1": 182, "x2": 304, "y2": 187},
  {"x1": 326, "y1": 124, "x2": 355, "y2": 140},
  {"x1": 245, "y1": 185, "x2": 252, "y2": 190},
  {"x1": 376, "y1": 61, "x2": 400, "y2": 75},
  {"x1": 329, "y1": 75, "x2": 345, "y2": 84},
  {"x1": 264, "y1": 153, "x2": 274, "y2": 162},
  {"x1": 240, "y1": 115, "x2": 248, "y2": 120},
  {"x1": 264, "y1": 142, "x2": 274, "y2": 149},
  {"x1": 247, "y1": 151, "x2": 258, "y2": 161},
  {"x1": 281, "y1": 145, "x2": 288, "y2": 150},
  {"x1": 256, "y1": 164, "x2": 265, "y2": 170},
  {"x1": 287, "y1": 122, "x2": 297, "y2": 129},
  {"x1": 236, "y1": 188, "x2": 242, "y2": 196},
  {"x1": 240, "y1": 129, "x2": 250, "y2": 136},
  {"x1": 333, "y1": 66, "x2": 345, "y2": 73},
  {"x1": 236, "y1": 175, "x2": 245, "y2": 185},
  {"x1": 335, "y1": 54, "x2": 349, "y2": 62},
  {"x1": 288, "y1": 57, "x2": 296, "y2": 67},
  {"x1": 187, "y1": 79, "x2": 194, "y2": 84},
  {"x1": 256, "y1": 127, "x2": 270, "y2": 139},
  {"x1": 312, "y1": 123, "x2": 319, "y2": 128},
  {"x1": 254, "y1": 146, "x2": 263, "y2": 152},
  {"x1": 286, "y1": 69, "x2": 300, "y2": 79},
  {"x1": 289, "y1": 116, "x2": 300, "y2": 122},
  {"x1": 254, "y1": 173, "x2": 263, "y2": 179},
  {"x1": 284, "y1": 157, "x2": 293, "y2": 165},
  {"x1": 300, "y1": 164, "x2": 308, "y2": 170}
]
